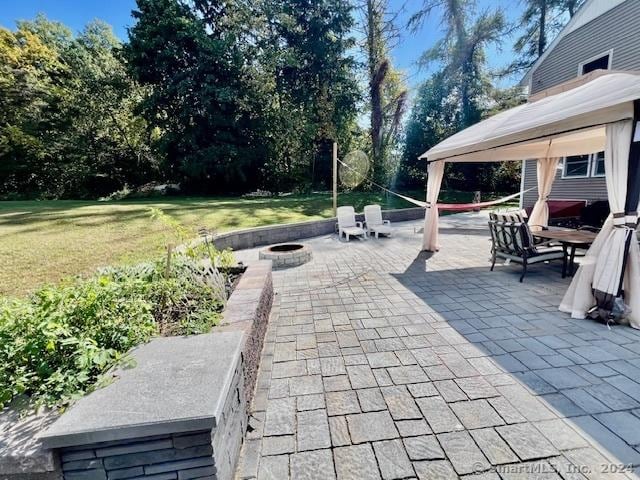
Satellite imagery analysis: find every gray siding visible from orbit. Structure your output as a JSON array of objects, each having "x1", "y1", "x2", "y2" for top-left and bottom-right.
[
  {"x1": 531, "y1": 0, "x2": 640, "y2": 94},
  {"x1": 522, "y1": 159, "x2": 608, "y2": 208}
]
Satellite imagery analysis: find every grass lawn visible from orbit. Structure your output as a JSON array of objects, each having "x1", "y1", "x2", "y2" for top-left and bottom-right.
[{"x1": 1, "y1": 190, "x2": 491, "y2": 296}]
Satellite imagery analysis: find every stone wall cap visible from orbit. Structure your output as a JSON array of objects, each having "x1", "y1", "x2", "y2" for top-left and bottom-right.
[{"x1": 39, "y1": 331, "x2": 244, "y2": 449}]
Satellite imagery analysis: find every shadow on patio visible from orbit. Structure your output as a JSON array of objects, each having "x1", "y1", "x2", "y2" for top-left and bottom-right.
[{"x1": 393, "y1": 248, "x2": 640, "y2": 471}]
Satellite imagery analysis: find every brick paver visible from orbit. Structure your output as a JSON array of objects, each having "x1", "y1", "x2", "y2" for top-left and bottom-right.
[{"x1": 236, "y1": 216, "x2": 640, "y2": 479}]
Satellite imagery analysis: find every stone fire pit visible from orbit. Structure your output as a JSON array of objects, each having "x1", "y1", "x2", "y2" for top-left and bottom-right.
[{"x1": 259, "y1": 243, "x2": 312, "y2": 268}]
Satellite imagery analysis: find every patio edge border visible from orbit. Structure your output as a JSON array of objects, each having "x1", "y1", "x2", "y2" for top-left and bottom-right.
[{"x1": 206, "y1": 206, "x2": 425, "y2": 251}]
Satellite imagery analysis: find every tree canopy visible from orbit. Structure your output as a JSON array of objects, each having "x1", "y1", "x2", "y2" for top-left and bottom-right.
[
  {"x1": 0, "y1": 15, "x2": 152, "y2": 198},
  {"x1": 0, "y1": 0, "x2": 582, "y2": 199}
]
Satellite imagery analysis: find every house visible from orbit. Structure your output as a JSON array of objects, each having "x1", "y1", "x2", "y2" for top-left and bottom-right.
[{"x1": 519, "y1": 0, "x2": 640, "y2": 220}]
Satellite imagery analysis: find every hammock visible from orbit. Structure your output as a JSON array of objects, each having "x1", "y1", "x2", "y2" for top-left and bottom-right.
[
  {"x1": 337, "y1": 158, "x2": 532, "y2": 212},
  {"x1": 435, "y1": 190, "x2": 532, "y2": 211}
]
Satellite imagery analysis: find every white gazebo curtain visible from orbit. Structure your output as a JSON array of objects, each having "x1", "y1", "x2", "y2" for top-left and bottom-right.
[
  {"x1": 560, "y1": 119, "x2": 640, "y2": 327},
  {"x1": 416, "y1": 73, "x2": 640, "y2": 326},
  {"x1": 528, "y1": 157, "x2": 560, "y2": 230},
  {"x1": 422, "y1": 160, "x2": 445, "y2": 251}
]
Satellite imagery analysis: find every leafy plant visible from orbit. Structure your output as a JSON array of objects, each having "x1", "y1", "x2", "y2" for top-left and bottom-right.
[
  {"x1": 149, "y1": 207, "x2": 191, "y2": 244},
  {"x1": 189, "y1": 241, "x2": 235, "y2": 269},
  {"x1": 0, "y1": 277, "x2": 156, "y2": 409},
  {"x1": 0, "y1": 254, "x2": 229, "y2": 410},
  {"x1": 149, "y1": 206, "x2": 236, "y2": 268}
]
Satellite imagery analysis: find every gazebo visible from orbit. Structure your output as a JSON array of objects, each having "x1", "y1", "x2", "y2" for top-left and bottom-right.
[{"x1": 419, "y1": 71, "x2": 640, "y2": 327}]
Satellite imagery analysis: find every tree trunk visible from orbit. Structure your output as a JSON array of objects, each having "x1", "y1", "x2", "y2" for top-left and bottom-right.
[
  {"x1": 537, "y1": 0, "x2": 547, "y2": 57},
  {"x1": 367, "y1": 0, "x2": 385, "y2": 183}
]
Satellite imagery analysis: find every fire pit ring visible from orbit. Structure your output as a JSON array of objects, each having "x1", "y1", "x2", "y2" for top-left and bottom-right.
[{"x1": 259, "y1": 243, "x2": 312, "y2": 268}]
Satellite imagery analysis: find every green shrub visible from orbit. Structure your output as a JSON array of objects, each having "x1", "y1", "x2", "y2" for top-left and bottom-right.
[
  {"x1": 188, "y1": 241, "x2": 235, "y2": 268},
  {"x1": 0, "y1": 254, "x2": 229, "y2": 410}
]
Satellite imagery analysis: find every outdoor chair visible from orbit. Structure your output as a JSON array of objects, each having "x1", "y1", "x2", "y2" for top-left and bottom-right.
[
  {"x1": 337, "y1": 206, "x2": 366, "y2": 242},
  {"x1": 492, "y1": 209, "x2": 528, "y2": 223},
  {"x1": 488, "y1": 217, "x2": 567, "y2": 282},
  {"x1": 491, "y1": 210, "x2": 548, "y2": 245},
  {"x1": 364, "y1": 205, "x2": 392, "y2": 238}
]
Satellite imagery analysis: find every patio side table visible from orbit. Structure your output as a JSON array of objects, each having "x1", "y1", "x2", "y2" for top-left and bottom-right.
[{"x1": 532, "y1": 229, "x2": 598, "y2": 276}]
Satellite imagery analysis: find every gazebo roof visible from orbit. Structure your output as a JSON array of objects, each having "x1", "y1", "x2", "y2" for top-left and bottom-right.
[{"x1": 420, "y1": 71, "x2": 640, "y2": 163}]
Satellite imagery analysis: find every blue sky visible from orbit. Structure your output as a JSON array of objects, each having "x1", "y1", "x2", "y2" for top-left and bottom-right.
[
  {"x1": 0, "y1": 0, "x2": 136, "y2": 39},
  {"x1": 0, "y1": 0, "x2": 525, "y2": 89},
  {"x1": 388, "y1": 0, "x2": 525, "y2": 89}
]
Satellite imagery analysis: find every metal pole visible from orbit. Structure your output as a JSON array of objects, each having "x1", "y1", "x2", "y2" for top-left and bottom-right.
[{"x1": 332, "y1": 142, "x2": 338, "y2": 216}]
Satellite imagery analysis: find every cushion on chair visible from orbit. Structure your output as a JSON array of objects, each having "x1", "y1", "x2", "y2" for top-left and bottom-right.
[
  {"x1": 495, "y1": 248, "x2": 564, "y2": 264},
  {"x1": 492, "y1": 210, "x2": 534, "y2": 247},
  {"x1": 498, "y1": 209, "x2": 528, "y2": 222}
]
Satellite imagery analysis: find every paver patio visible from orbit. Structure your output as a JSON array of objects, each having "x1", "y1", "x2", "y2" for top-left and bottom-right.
[{"x1": 235, "y1": 214, "x2": 640, "y2": 479}]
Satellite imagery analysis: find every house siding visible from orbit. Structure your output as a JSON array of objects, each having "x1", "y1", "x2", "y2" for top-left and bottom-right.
[
  {"x1": 523, "y1": 0, "x2": 638, "y2": 207},
  {"x1": 522, "y1": 159, "x2": 608, "y2": 208},
  {"x1": 530, "y1": 0, "x2": 640, "y2": 94}
]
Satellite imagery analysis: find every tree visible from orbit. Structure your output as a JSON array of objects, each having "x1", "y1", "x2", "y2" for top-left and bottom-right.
[
  {"x1": 402, "y1": 77, "x2": 523, "y2": 192},
  {"x1": 261, "y1": 0, "x2": 360, "y2": 190},
  {"x1": 410, "y1": 0, "x2": 505, "y2": 129},
  {"x1": 560, "y1": 0, "x2": 584, "y2": 17},
  {"x1": 405, "y1": 0, "x2": 507, "y2": 191},
  {"x1": 504, "y1": 0, "x2": 585, "y2": 76},
  {"x1": 0, "y1": 15, "x2": 153, "y2": 198},
  {"x1": 362, "y1": 0, "x2": 408, "y2": 185},
  {"x1": 1, "y1": 2, "x2": 362, "y2": 198},
  {"x1": 125, "y1": 0, "x2": 359, "y2": 194},
  {"x1": 63, "y1": 21, "x2": 155, "y2": 196},
  {"x1": 400, "y1": 72, "x2": 457, "y2": 188},
  {"x1": 125, "y1": 0, "x2": 263, "y2": 193},
  {"x1": 0, "y1": 16, "x2": 72, "y2": 197}
]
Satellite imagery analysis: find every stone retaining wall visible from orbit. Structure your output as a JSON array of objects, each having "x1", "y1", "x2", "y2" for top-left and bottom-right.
[
  {"x1": 60, "y1": 431, "x2": 216, "y2": 480},
  {"x1": 2, "y1": 262, "x2": 274, "y2": 480},
  {"x1": 42, "y1": 332, "x2": 247, "y2": 480},
  {"x1": 217, "y1": 261, "x2": 273, "y2": 406},
  {"x1": 209, "y1": 206, "x2": 424, "y2": 251},
  {"x1": 57, "y1": 353, "x2": 246, "y2": 480}
]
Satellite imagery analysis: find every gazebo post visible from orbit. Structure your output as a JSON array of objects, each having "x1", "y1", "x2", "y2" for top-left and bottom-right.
[
  {"x1": 560, "y1": 118, "x2": 639, "y2": 325},
  {"x1": 416, "y1": 72, "x2": 640, "y2": 324},
  {"x1": 528, "y1": 156, "x2": 561, "y2": 230},
  {"x1": 422, "y1": 160, "x2": 445, "y2": 252}
]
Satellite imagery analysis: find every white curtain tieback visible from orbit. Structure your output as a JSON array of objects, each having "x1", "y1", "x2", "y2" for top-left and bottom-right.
[{"x1": 613, "y1": 212, "x2": 627, "y2": 227}]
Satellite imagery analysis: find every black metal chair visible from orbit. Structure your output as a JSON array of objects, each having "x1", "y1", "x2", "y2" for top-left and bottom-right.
[
  {"x1": 491, "y1": 209, "x2": 547, "y2": 244},
  {"x1": 488, "y1": 217, "x2": 567, "y2": 282}
]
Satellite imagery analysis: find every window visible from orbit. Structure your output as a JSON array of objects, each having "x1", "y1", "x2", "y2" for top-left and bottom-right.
[
  {"x1": 562, "y1": 152, "x2": 605, "y2": 178},
  {"x1": 579, "y1": 50, "x2": 612, "y2": 75},
  {"x1": 591, "y1": 151, "x2": 605, "y2": 177},
  {"x1": 563, "y1": 155, "x2": 590, "y2": 178},
  {"x1": 581, "y1": 55, "x2": 609, "y2": 74}
]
